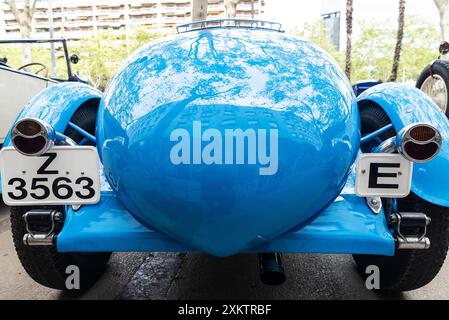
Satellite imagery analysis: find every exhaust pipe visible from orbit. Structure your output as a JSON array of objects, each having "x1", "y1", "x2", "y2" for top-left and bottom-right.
[
  {"x1": 377, "y1": 123, "x2": 442, "y2": 163},
  {"x1": 258, "y1": 253, "x2": 286, "y2": 286}
]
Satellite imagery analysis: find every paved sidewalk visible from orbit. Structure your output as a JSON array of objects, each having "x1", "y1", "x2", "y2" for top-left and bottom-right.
[{"x1": 1, "y1": 204, "x2": 448, "y2": 300}]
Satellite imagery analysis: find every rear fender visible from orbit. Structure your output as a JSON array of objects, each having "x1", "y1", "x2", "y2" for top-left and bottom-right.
[
  {"x1": 3, "y1": 82, "x2": 102, "y2": 147},
  {"x1": 358, "y1": 83, "x2": 449, "y2": 207},
  {"x1": 0, "y1": 82, "x2": 101, "y2": 194}
]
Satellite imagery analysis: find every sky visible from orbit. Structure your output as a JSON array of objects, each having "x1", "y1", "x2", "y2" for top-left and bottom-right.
[{"x1": 263, "y1": 0, "x2": 440, "y2": 30}]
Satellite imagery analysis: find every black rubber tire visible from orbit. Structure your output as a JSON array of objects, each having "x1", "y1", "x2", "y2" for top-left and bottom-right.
[
  {"x1": 11, "y1": 207, "x2": 111, "y2": 290},
  {"x1": 416, "y1": 60, "x2": 449, "y2": 117},
  {"x1": 354, "y1": 193, "x2": 449, "y2": 291},
  {"x1": 10, "y1": 102, "x2": 110, "y2": 291},
  {"x1": 354, "y1": 105, "x2": 449, "y2": 291}
]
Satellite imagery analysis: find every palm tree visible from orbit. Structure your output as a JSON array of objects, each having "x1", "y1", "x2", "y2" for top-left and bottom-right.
[
  {"x1": 433, "y1": 0, "x2": 449, "y2": 41},
  {"x1": 389, "y1": 0, "x2": 406, "y2": 82},
  {"x1": 191, "y1": 0, "x2": 208, "y2": 22},
  {"x1": 345, "y1": 0, "x2": 353, "y2": 81}
]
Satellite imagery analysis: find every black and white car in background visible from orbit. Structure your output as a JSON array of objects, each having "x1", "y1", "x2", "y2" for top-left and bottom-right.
[
  {"x1": 417, "y1": 41, "x2": 449, "y2": 117},
  {"x1": 0, "y1": 39, "x2": 83, "y2": 147}
]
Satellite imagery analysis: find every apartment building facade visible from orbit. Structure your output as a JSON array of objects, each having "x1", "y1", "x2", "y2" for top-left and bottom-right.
[{"x1": 0, "y1": 0, "x2": 266, "y2": 40}]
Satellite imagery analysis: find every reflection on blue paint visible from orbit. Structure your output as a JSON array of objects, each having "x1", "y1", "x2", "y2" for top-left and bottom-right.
[
  {"x1": 5, "y1": 27, "x2": 449, "y2": 258},
  {"x1": 97, "y1": 28, "x2": 360, "y2": 256}
]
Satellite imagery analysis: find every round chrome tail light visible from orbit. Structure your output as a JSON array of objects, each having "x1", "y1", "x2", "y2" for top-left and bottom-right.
[
  {"x1": 11, "y1": 118, "x2": 55, "y2": 156},
  {"x1": 396, "y1": 124, "x2": 442, "y2": 163}
]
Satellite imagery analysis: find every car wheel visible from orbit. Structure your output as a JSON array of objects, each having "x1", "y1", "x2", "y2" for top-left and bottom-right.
[
  {"x1": 353, "y1": 193, "x2": 449, "y2": 291},
  {"x1": 10, "y1": 104, "x2": 110, "y2": 291},
  {"x1": 417, "y1": 60, "x2": 449, "y2": 116},
  {"x1": 10, "y1": 206, "x2": 111, "y2": 290},
  {"x1": 355, "y1": 104, "x2": 449, "y2": 291}
]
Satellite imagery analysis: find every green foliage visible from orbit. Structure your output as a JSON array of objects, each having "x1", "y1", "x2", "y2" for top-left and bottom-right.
[
  {"x1": 296, "y1": 21, "x2": 345, "y2": 68},
  {"x1": 0, "y1": 46, "x2": 21, "y2": 68},
  {"x1": 0, "y1": 27, "x2": 165, "y2": 91},
  {"x1": 297, "y1": 16, "x2": 440, "y2": 83},
  {"x1": 0, "y1": 18, "x2": 440, "y2": 89},
  {"x1": 0, "y1": 45, "x2": 73, "y2": 79},
  {"x1": 351, "y1": 16, "x2": 440, "y2": 82},
  {"x1": 71, "y1": 27, "x2": 165, "y2": 91}
]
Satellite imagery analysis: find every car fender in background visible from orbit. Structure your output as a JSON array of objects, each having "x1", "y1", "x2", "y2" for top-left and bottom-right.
[{"x1": 358, "y1": 83, "x2": 449, "y2": 207}]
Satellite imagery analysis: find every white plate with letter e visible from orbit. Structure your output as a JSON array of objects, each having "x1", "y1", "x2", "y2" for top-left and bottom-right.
[
  {"x1": 0, "y1": 146, "x2": 100, "y2": 206},
  {"x1": 355, "y1": 153, "x2": 413, "y2": 198}
]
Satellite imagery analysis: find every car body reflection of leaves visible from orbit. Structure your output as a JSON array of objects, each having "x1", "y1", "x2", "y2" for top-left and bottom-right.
[{"x1": 97, "y1": 28, "x2": 360, "y2": 256}]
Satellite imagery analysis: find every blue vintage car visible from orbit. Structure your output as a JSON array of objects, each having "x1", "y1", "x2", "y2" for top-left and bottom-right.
[{"x1": 1, "y1": 19, "x2": 449, "y2": 292}]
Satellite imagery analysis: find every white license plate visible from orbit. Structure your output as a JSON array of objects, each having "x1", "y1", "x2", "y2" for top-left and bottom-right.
[
  {"x1": 0, "y1": 146, "x2": 100, "y2": 206},
  {"x1": 355, "y1": 154, "x2": 413, "y2": 198}
]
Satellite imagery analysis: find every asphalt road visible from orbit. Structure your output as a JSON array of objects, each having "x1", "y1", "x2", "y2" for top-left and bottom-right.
[{"x1": 1, "y1": 204, "x2": 448, "y2": 300}]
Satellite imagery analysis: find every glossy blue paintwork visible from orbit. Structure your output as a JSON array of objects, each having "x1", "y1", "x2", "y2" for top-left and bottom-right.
[
  {"x1": 57, "y1": 171, "x2": 395, "y2": 256},
  {"x1": 353, "y1": 80, "x2": 382, "y2": 97},
  {"x1": 4, "y1": 29, "x2": 447, "y2": 258},
  {"x1": 360, "y1": 123, "x2": 394, "y2": 145},
  {"x1": 97, "y1": 28, "x2": 360, "y2": 256},
  {"x1": 0, "y1": 82, "x2": 101, "y2": 195},
  {"x1": 67, "y1": 122, "x2": 96, "y2": 143},
  {"x1": 3, "y1": 82, "x2": 102, "y2": 147},
  {"x1": 359, "y1": 83, "x2": 449, "y2": 207}
]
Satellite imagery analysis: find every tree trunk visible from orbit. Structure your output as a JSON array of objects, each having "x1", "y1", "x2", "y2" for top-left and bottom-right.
[
  {"x1": 21, "y1": 24, "x2": 32, "y2": 64},
  {"x1": 345, "y1": 0, "x2": 353, "y2": 80},
  {"x1": 21, "y1": 6, "x2": 33, "y2": 64},
  {"x1": 191, "y1": 0, "x2": 208, "y2": 22},
  {"x1": 225, "y1": 0, "x2": 240, "y2": 19},
  {"x1": 5, "y1": 0, "x2": 36, "y2": 64},
  {"x1": 389, "y1": 0, "x2": 406, "y2": 82},
  {"x1": 434, "y1": 0, "x2": 449, "y2": 41}
]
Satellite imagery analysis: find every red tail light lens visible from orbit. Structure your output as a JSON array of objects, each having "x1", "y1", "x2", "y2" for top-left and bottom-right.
[
  {"x1": 12, "y1": 136, "x2": 47, "y2": 155},
  {"x1": 403, "y1": 141, "x2": 440, "y2": 162},
  {"x1": 11, "y1": 118, "x2": 54, "y2": 156},
  {"x1": 409, "y1": 126, "x2": 436, "y2": 142},
  {"x1": 398, "y1": 124, "x2": 442, "y2": 163},
  {"x1": 16, "y1": 120, "x2": 42, "y2": 137}
]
